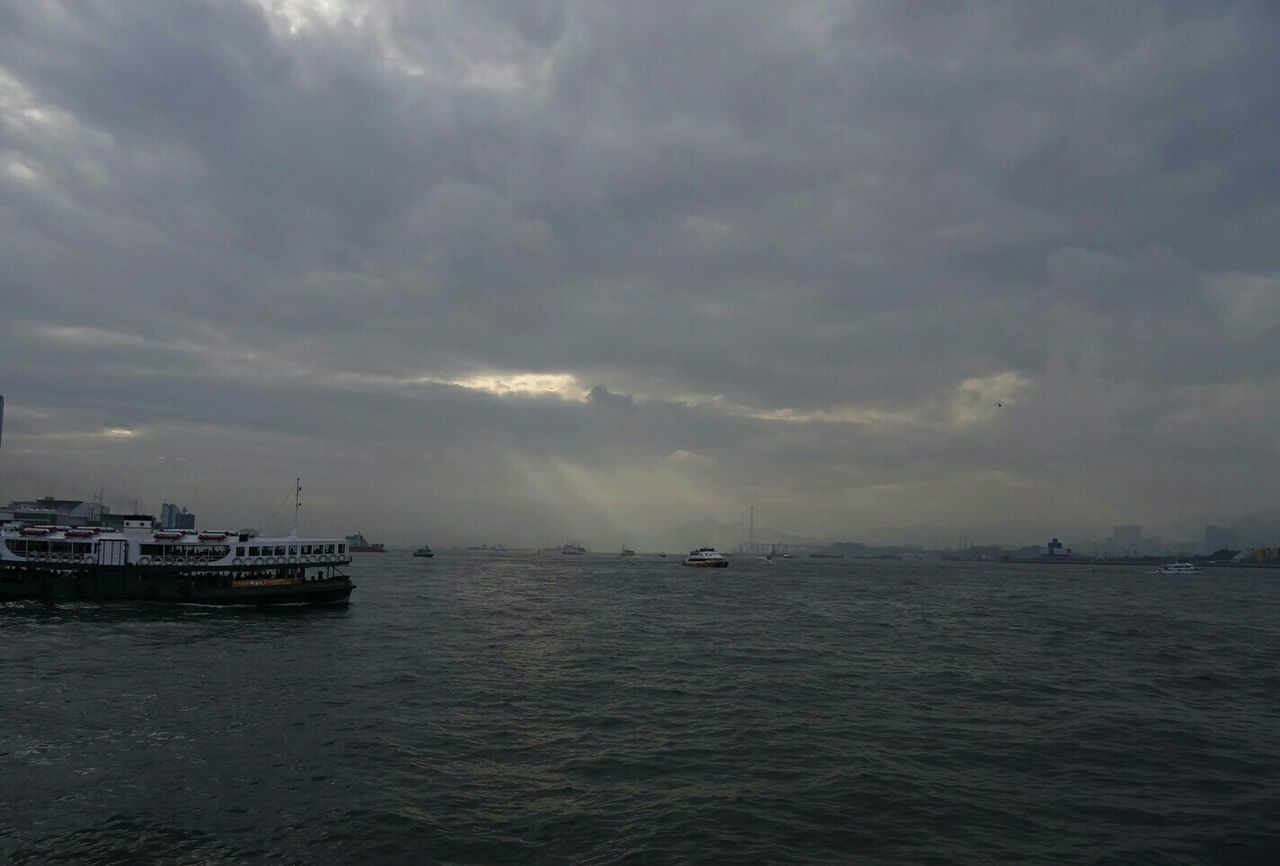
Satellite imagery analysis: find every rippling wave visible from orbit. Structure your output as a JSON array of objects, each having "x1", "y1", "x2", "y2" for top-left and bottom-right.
[{"x1": 2, "y1": 555, "x2": 1277, "y2": 863}]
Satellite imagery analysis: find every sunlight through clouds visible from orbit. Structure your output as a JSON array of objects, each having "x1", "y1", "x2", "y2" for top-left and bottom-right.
[
  {"x1": 449, "y1": 373, "x2": 587, "y2": 401},
  {"x1": 251, "y1": 0, "x2": 359, "y2": 35}
]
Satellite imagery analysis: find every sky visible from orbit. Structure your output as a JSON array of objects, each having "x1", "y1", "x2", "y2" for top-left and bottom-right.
[{"x1": 1, "y1": 1, "x2": 1278, "y2": 550}]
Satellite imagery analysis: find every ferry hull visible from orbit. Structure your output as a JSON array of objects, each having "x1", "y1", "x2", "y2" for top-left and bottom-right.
[
  {"x1": 682, "y1": 560, "x2": 729, "y2": 568},
  {"x1": 0, "y1": 563, "x2": 353, "y2": 606}
]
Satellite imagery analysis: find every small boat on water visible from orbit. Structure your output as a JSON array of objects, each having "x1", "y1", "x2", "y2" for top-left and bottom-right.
[
  {"x1": 1, "y1": 516, "x2": 354, "y2": 605},
  {"x1": 412, "y1": 544, "x2": 434, "y2": 558},
  {"x1": 561, "y1": 542, "x2": 586, "y2": 555},
  {"x1": 683, "y1": 546, "x2": 729, "y2": 568},
  {"x1": 1155, "y1": 561, "x2": 1202, "y2": 575},
  {"x1": 620, "y1": 547, "x2": 636, "y2": 557}
]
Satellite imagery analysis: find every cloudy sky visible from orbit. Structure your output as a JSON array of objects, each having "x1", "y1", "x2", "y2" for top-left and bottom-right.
[{"x1": 1, "y1": 1, "x2": 1277, "y2": 548}]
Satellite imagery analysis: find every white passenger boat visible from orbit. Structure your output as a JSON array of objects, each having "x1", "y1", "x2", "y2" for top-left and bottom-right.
[
  {"x1": 0, "y1": 515, "x2": 354, "y2": 605},
  {"x1": 1155, "y1": 561, "x2": 1202, "y2": 575},
  {"x1": 682, "y1": 546, "x2": 729, "y2": 568}
]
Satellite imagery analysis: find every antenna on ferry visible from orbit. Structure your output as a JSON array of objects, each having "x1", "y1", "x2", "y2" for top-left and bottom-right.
[{"x1": 292, "y1": 478, "x2": 301, "y2": 537}]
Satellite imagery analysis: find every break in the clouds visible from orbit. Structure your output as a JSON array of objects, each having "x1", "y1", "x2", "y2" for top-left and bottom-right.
[{"x1": 1, "y1": 0, "x2": 1278, "y2": 548}]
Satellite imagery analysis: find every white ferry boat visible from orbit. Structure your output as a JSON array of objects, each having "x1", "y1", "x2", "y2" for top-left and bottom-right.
[
  {"x1": 683, "y1": 546, "x2": 729, "y2": 568},
  {"x1": 561, "y1": 542, "x2": 587, "y2": 555},
  {"x1": 0, "y1": 516, "x2": 354, "y2": 605},
  {"x1": 1155, "y1": 561, "x2": 1202, "y2": 575}
]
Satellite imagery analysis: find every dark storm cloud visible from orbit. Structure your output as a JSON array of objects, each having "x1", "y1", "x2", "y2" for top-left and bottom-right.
[{"x1": 2, "y1": 0, "x2": 1278, "y2": 544}]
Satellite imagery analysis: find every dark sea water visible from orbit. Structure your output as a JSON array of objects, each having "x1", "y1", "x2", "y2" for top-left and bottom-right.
[{"x1": 2, "y1": 554, "x2": 1278, "y2": 864}]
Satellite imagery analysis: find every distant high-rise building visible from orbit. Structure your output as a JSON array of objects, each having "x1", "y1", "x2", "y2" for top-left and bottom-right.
[
  {"x1": 160, "y1": 502, "x2": 196, "y2": 530},
  {"x1": 1112, "y1": 524, "x2": 1142, "y2": 554},
  {"x1": 1204, "y1": 524, "x2": 1238, "y2": 553}
]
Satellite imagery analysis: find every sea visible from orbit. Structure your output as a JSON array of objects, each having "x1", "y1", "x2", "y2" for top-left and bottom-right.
[{"x1": 2, "y1": 553, "x2": 1277, "y2": 864}]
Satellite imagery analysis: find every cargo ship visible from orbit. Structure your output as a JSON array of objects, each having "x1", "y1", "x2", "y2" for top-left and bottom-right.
[
  {"x1": 345, "y1": 531, "x2": 386, "y2": 553},
  {"x1": 0, "y1": 516, "x2": 354, "y2": 605}
]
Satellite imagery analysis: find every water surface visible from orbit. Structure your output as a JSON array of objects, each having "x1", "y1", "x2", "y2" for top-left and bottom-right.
[{"x1": 2, "y1": 554, "x2": 1277, "y2": 863}]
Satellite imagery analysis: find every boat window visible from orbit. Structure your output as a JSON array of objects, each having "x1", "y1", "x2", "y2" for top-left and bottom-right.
[
  {"x1": 274, "y1": 545, "x2": 286, "y2": 556},
  {"x1": 337, "y1": 544, "x2": 345, "y2": 554},
  {"x1": 236, "y1": 546, "x2": 246, "y2": 557},
  {"x1": 249, "y1": 546, "x2": 261, "y2": 556},
  {"x1": 288, "y1": 545, "x2": 298, "y2": 555},
  {"x1": 301, "y1": 545, "x2": 312, "y2": 555},
  {"x1": 4, "y1": 539, "x2": 48, "y2": 555}
]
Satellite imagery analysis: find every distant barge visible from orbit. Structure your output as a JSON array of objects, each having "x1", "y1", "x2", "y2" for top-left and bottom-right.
[
  {"x1": 346, "y1": 531, "x2": 386, "y2": 553},
  {"x1": 1, "y1": 516, "x2": 354, "y2": 606}
]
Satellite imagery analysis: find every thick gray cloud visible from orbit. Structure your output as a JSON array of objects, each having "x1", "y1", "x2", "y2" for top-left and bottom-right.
[{"x1": 1, "y1": 0, "x2": 1278, "y2": 549}]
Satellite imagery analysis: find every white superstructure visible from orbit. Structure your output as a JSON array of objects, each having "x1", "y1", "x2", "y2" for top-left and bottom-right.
[
  {"x1": 1, "y1": 521, "x2": 351, "y2": 570},
  {"x1": 683, "y1": 546, "x2": 729, "y2": 568},
  {"x1": 1155, "y1": 561, "x2": 1202, "y2": 575}
]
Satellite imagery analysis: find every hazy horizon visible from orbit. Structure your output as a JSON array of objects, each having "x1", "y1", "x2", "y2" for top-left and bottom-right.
[
  {"x1": 2, "y1": 2, "x2": 1277, "y2": 550},
  {"x1": 2, "y1": 486, "x2": 1274, "y2": 556}
]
